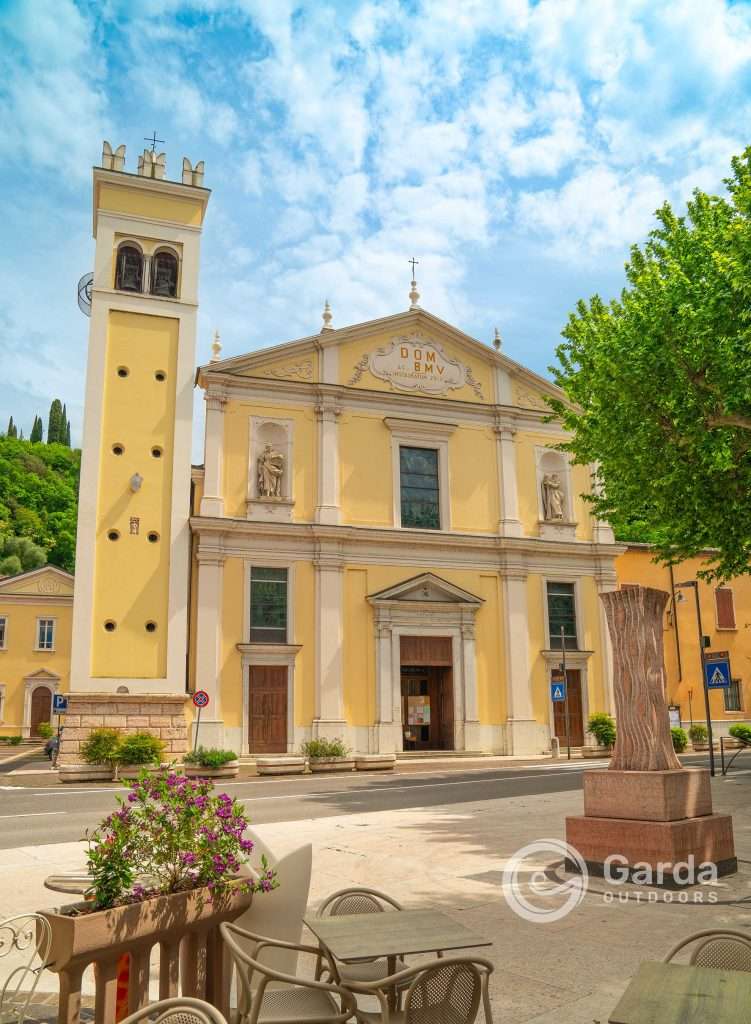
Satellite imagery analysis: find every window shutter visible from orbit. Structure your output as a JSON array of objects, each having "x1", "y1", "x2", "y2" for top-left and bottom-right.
[{"x1": 715, "y1": 588, "x2": 736, "y2": 630}]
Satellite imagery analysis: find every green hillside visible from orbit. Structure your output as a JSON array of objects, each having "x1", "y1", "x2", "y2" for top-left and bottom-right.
[{"x1": 0, "y1": 437, "x2": 80, "y2": 573}]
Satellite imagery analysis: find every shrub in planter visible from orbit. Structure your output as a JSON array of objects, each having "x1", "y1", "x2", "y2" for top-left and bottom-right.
[
  {"x1": 729, "y1": 723, "x2": 751, "y2": 746},
  {"x1": 37, "y1": 721, "x2": 54, "y2": 740},
  {"x1": 184, "y1": 746, "x2": 240, "y2": 778},
  {"x1": 689, "y1": 723, "x2": 708, "y2": 745},
  {"x1": 301, "y1": 737, "x2": 354, "y2": 772},
  {"x1": 85, "y1": 771, "x2": 277, "y2": 909},
  {"x1": 671, "y1": 727, "x2": 689, "y2": 753},
  {"x1": 116, "y1": 731, "x2": 165, "y2": 774},
  {"x1": 81, "y1": 727, "x2": 122, "y2": 767},
  {"x1": 587, "y1": 712, "x2": 616, "y2": 749}
]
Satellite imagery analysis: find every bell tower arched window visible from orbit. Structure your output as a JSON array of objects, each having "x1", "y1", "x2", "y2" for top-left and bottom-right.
[
  {"x1": 151, "y1": 250, "x2": 178, "y2": 297},
  {"x1": 115, "y1": 245, "x2": 144, "y2": 292}
]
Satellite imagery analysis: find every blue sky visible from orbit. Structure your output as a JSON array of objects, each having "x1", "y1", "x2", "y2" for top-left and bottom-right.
[{"x1": 2, "y1": 0, "x2": 751, "y2": 454}]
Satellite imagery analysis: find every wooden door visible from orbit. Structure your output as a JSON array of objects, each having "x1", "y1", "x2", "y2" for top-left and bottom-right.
[
  {"x1": 553, "y1": 669, "x2": 584, "y2": 747},
  {"x1": 249, "y1": 666, "x2": 287, "y2": 753},
  {"x1": 30, "y1": 686, "x2": 52, "y2": 737}
]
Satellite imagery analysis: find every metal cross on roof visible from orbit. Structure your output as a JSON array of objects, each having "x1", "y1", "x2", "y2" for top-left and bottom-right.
[
  {"x1": 408, "y1": 257, "x2": 419, "y2": 278},
  {"x1": 144, "y1": 130, "x2": 165, "y2": 152}
]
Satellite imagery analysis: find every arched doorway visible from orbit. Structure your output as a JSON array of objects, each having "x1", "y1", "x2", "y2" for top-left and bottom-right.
[{"x1": 29, "y1": 686, "x2": 52, "y2": 737}]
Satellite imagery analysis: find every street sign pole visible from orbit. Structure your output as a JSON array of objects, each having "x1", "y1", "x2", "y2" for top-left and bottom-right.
[
  {"x1": 194, "y1": 705, "x2": 202, "y2": 752},
  {"x1": 191, "y1": 691, "x2": 210, "y2": 752},
  {"x1": 561, "y1": 626, "x2": 571, "y2": 761},
  {"x1": 693, "y1": 584, "x2": 715, "y2": 777}
]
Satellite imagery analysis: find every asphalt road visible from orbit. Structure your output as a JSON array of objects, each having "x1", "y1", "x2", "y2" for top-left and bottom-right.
[{"x1": 0, "y1": 760, "x2": 611, "y2": 849}]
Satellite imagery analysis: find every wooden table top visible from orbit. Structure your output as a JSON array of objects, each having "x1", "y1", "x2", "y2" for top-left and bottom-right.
[
  {"x1": 304, "y1": 909, "x2": 492, "y2": 962},
  {"x1": 610, "y1": 961, "x2": 751, "y2": 1023}
]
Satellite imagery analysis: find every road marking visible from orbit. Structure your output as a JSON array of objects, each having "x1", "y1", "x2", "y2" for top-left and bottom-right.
[{"x1": 0, "y1": 811, "x2": 66, "y2": 818}]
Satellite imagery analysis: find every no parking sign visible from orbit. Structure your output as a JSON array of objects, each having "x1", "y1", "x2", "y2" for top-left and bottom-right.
[{"x1": 192, "y1": 690, "x2": 210, "y2": 751}]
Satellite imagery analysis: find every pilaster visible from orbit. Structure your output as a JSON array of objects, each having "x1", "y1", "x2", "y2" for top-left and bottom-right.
[
  {"x1": 193, "y1": 549, "x2": 226, "y2": 747},
  {"x1": 595, "y1": 570, "x2": 618, "y2": 717},
  {"x1": 495, "y1": 423, "x2": 523, "y2": 537},
  {"x1": 200, "y1": 387, "x2": 227, "y2": 517},
  {"x1": 314, "y1": 395, "x2": 341, "y2": 526},
  {"x1": 313, "y1": 546, "x2": 347, "y2": 737},
  {"x1": 501, "y1": 565, "x2": 545, "y2": 753}
]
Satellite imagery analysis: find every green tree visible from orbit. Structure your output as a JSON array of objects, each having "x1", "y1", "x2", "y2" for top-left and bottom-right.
[
  {"x1": 551, "y1": 147, "x2": 751, "y2": 581},
  {"x1": 0, "y1": 534, "x2": 46, "y2": 574},
  {"x1": 47, "y1": 399, "x2": 63, "y2": 444},
  {"x1": 64, "y1": 419, "x2": 71, "y2": 447},
  {"x1": 30, "y1": 416, "x2": 43, "y2": 443},
  {"x1": 6, "y1": 416, "x2": 16, "y2": 439}
]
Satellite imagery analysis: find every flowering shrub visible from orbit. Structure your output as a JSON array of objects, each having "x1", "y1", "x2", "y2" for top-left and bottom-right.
[{"x1": 86, "y1": 770, "x2": 277, "y2": 910}]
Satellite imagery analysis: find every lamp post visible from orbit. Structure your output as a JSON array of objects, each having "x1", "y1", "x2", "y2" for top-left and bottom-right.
[{"x1": 675, "y1": 580, "x2": 715, "y2": 776}]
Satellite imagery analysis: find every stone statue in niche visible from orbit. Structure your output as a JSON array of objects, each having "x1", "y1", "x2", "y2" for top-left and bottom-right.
[
  {"x1": 257, "y1": 443, "x2": 285, "y2": 498},
  {"x1": 541, "y1": 472, "x2": 565, "y2": 521}
]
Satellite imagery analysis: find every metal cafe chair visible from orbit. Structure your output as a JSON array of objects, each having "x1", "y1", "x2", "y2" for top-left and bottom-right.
[
  {"x1": 664, "y1": 928, "x2": 751, "y2": 972},
  {"x1": 0, "y1": 913, "x2": 52, "y2": 1024},
  {"x1": 120, "y1": 997, "x2": 229, "y2": 1024}
]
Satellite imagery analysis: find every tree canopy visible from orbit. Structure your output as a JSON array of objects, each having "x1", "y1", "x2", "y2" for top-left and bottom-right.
[
  {"x1": 551, "y1": 148, "x2": 751, "y2": 581},
  {"x1": 0, "y1": 534, "x2": 47, "y2": 577},
  {"x1": 0, "y1": 436, "x2": 80, "y2": 573}
]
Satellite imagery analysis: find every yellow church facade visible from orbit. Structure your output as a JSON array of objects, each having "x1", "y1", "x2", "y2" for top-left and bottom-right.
[
  {"x1": 58, "y1": 141, "x2": 624, "y2": 762},
  {"x1": 190, "y1": 300, "x2": 623, "y2": 756}
]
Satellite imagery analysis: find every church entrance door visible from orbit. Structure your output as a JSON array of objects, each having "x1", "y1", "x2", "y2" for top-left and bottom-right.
[
  {"x1": 553, "y1": 669, "x2": 584, "y2": 748},
  {"x1": 249, "y1": 666, "x2": 287, "y2": 753},
  {"x1": 399, "y1": 636, "x2": 454, "y2": 751},
  {"x1": 29, "y1": 686, "x2": 53, "y2": 737}
]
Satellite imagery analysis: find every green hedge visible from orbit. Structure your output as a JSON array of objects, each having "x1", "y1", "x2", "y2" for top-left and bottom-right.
[{"x1": 671, "y1": 727, "x2": 689, "y2": 753}]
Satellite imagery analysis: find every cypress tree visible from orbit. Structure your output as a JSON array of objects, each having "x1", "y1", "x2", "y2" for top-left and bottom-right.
[
  {"x1": 64, "y1": 419, "x2": 71, "y2": 447},
  {"x1": 6, "y1": 416, "x2": 13, "y2": 438},
  {"x1": 30, "y1": 415, "x2": 43, "y2": 443},
  {"x1": 47, "y1": 400, "x2": 63, "y2": 444}
]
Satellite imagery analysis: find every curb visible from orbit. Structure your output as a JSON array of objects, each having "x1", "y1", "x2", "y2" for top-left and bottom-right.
[{"x1": 0, "y1": 744, "x2": 45, "y2": 766}]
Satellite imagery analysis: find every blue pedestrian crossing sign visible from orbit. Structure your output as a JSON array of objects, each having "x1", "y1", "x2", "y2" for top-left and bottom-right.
[
  {"x1": 551, "y1": 681, "x2": 566, "y2": 702},
  {"x1": 704, "y1": 651, "x2": 731, "y2": 689},
  {"x1": 52, "y1": 694, "x2": 68, "y2": 714}
]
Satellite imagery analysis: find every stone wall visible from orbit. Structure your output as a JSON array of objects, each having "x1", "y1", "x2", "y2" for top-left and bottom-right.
[{"x1": 58, "y1": 693, "x2": 189, "y2": 765}]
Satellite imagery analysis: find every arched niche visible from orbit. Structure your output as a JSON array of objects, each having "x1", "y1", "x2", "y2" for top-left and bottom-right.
[
  {"x1": 536, "y1": 447, "x2": 576, "y2": 537},
  {"x1": 247, "y1": 417, "x2": 295, "y2": 522}
]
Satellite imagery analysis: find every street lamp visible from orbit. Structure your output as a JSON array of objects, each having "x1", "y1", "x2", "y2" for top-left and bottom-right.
[{"x1": 675, "y1": 580, "x2": 715, "y2": 776}]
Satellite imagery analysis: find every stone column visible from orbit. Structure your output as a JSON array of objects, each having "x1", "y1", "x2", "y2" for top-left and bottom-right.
[
  {"x1": 313, "y1": 549, "x2": 347, "y2": 738},
  {"x1": 193, "y1": 550, "x2": 225, "y2": 747},
  {"x1": 200, "y1": 389, "x2": 226, "y2": 517},
  {"x1": 595, "y1": 572, "x2": 617, "y2": 717},
  {"x1": 496, "y1": 425, "x2": 523, "y2": 537},
  {"x1": 373, "y1": 621, "x2": 401, "y2": 752},
  {"x1": 315, "y1": 396, "x2": 340, "y2": 525},
  {"x1": 461, "y1": 622, "x2": 481, "y2": 750},
  {"x1": 502, "y1": 568, "x2": 540, "y2": 753}
]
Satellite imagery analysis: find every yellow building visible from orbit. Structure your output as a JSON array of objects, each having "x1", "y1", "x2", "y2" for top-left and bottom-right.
[
  {"x1": 0, "y1": 566, "x2": 73, "y2": 737},
  {"x1": 616, "y1": 545, "x2": 751, "y2": 736},
  {"x1": 60, "y1": 141, "x2": 633, "y2": 760}
]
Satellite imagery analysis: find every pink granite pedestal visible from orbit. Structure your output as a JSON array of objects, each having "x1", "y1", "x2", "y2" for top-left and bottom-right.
[{"x1": 565, "y1": 768, "x2": 737, "y2": 885}]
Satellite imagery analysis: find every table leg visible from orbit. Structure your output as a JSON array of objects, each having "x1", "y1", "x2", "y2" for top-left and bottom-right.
[{"x1": 387, "y1": 955, "x2": 398, "y2": 1012}]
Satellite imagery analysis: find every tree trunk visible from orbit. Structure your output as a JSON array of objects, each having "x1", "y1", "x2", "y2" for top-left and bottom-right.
[{"x1": 600, "y1": 585, "x2": 682, "y2": 772}]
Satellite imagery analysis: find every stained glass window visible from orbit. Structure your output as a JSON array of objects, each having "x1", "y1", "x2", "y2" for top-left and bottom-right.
[
  {"x1": 547, "y1": 582, "x2": 577, "y2": 649},
  {"x1": 250, "y1": 567, "x2": 288, "y2": 643},
  {"x1": 400, "y1": 447, "x2": 440, "y2": 529}
]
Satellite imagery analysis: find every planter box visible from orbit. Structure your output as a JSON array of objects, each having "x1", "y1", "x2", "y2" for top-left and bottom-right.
[
  {"x1": 40, "y1": 883, "x2": 252, "y2": 1022},
  {"x1": 59, "y1": 764, "x2": 114, "y2": 784},
  {"x1": 256, "y1": 756, "x2": 306, "y2": 776},
  {"x1": 355, "y1": 754, "x2": 396, "y2": 771},
  {"x1": 581, "y1": 746, "x2": 612, "y2": 758},
  {"x1": 184, "y1": 760, "x2": 240, "y2": 779},
  {"x1": 115, "y1": 763, "x2": 159, "y2": 779},
  {"x1": 692, "y1": 742, "x2": 710, "y2": 752},
  {"x1": 309, "y1": 756, "x2": 355, "y2": 773}
]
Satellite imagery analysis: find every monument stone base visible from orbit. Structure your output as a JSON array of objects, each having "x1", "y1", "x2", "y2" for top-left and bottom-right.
[
  {"x1": 565, "y1": 768, "x2": 737, "y2": 886},
  {"x1": 57, "y1": 693, "x2": 189, "y2": 765}
]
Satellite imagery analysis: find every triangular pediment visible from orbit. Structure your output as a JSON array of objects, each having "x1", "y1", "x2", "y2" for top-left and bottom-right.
[
  {"x1": 367, "y1": 573, "x2": 483, "y2": 605},
  {"x1": 24, "y1": 668, "x2": 61, "y2": 682},
  {"x1": 196, "y1": 306, "x2": 564, "y2": 410},
  {"x1": 0, "y1": 565, "x2": 74, "y2": 598}
]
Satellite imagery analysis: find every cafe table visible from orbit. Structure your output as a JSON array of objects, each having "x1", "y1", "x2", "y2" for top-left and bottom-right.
[
  {"x1": 609, "y1": 961, "x2": 751, "y2": 1023},
  {"x1": 305, "y1": 908, "x2": 492, "y2": 1007}
]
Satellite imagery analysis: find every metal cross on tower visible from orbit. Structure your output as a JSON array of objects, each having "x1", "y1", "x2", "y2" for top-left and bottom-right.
[
  {"x1": 408, "y1": 257, "x2": 419, "y2": 278},
  {"x1": 144, "y1": 130, "x2": 165, "y2": 152}
]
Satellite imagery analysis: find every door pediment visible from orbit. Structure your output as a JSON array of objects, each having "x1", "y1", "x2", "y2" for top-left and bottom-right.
[{"x1": 367, "y1": 573, "x2": 483, "y2": 606}]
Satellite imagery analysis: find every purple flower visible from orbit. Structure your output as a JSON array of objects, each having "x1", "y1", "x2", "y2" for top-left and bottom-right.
[
  {"x1": 216, "y1": 806, "x2": 232, "y2": 819},
  {"x1": 261, "y1": 879, "x2": 273, "y2": 892},
  {"x1": 127, "y1": 792, "x2": 138, "y2": 803},
  {"x1": 181, "y1": 852, "x2": 197, "y2": 866},
  {"x1": 240, "y1": 838, "x2": 254, "y2": 853}
]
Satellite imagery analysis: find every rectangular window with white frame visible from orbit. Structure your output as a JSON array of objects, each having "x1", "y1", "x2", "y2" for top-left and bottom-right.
[
  {"x1": 249, "y1": 567, "x2": 288, "y2": 643},
  {"x1": 724, "y1": 678, "x2": 743, "y2": 712},
  {"x1": 0, "y1": 616, "x2": 6, "y2": 650},
  {"x1": 36, "y1": 618, "x2": 55, "y2": 651},
  {"x1": 399, "y1": 446, "x2": 441, "y2": 529},
  {"x1": 546, "y1": 582, "x2": 578, "y2": 650},
  {"x1": 715, "y1": 587, "x2": 736, "y2": 630}
]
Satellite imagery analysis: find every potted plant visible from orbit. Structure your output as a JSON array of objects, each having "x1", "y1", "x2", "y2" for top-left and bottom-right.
[
  {"x1": 60, "y1": 727, "x2": 122, "y2": 784},
  {"x1": 184, "y1": 746, "x2": 240, "y2": 779},
  {"x1": 582, "y1": 712, "x2": 616, "y2": 757},
  {"x1": 301, "y1": 737, "x2": 354, "y2": 773},
  {"x1": 116, "y1": 731, "x2": 165, "y2": 779},
  {"x1": 39, "y1": 771, "x2": 277, "y2": 1021},
  {"x1": 689, "y1": 723, "x2": 709, "y2": 751},
  {"x1": 727, "y1": 723, "x2": 751, "y2": 749},
  {"x1": 671, "y1": 726, "x2": 689, "y2": 753}
]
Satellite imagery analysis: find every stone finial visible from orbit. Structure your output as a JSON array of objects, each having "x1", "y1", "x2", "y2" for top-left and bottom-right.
[
  {"x1": 101, "y1": 141, "x2": 126, "y2": 171},
  {"x1": 138, "y1": 150, "x2": 166, "y2": 179},
  {"x1": 321, "y1": 300, "x2": 334, "y2": 331},
  {"x1": 182, "y1": 157, "x2": 205, "y2": 187},
  {"x1": 211, "y1": 330, "x2": 222, "y2": 362},
  {"x1": 493, "y1": 327, "x2": 502, "y2": 351},
  {"x1": 409, "y1": 277, "x2": 420, "y2": 309}
]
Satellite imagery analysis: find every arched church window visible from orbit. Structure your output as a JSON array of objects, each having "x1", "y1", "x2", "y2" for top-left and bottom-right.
[
  {"x1": 115, "y1": 244, "x2": 144, "y2": 292},
  {"x1": 150, "y1": 249, "x2": 178, "y2": 297}
]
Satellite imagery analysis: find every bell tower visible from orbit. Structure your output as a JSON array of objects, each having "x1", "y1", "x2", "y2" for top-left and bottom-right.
[{"x1": 62, "y1": 142, "x2": 210, "y2": 764}]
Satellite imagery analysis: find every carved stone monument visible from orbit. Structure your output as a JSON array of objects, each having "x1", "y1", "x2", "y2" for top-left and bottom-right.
[
  {"x1": 541, "y1": 472, "x2": 565, "y2": 521},
  {"x1": 257, "y1": 443, "x2": 285, "y2": 498},
  {"x1": 566, "y1": 585, "x2": 736, "y2": 882}
]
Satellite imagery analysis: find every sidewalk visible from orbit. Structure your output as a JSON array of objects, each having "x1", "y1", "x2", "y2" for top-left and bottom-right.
[{"x1": 3, "y1": 772, "x2": 751, "y2": 1022}]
